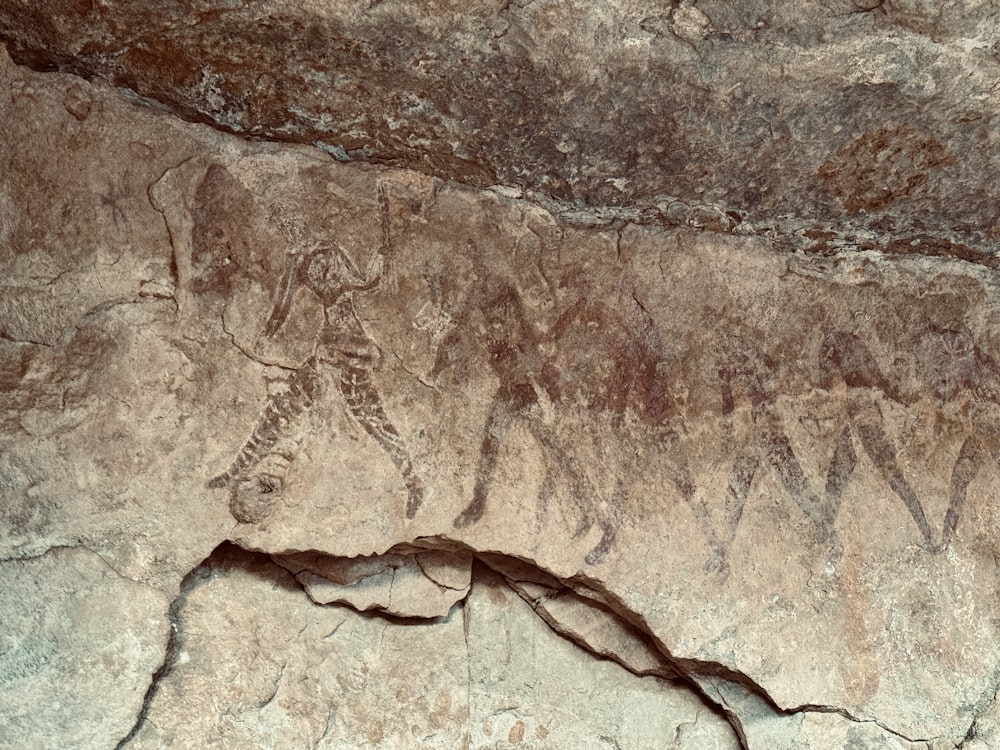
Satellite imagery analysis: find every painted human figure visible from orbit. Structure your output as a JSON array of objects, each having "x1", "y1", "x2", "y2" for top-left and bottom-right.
[
  {"x1": 429, "y1": 270, "x2": 599, "y2": 551},
  {"x1": 818, "y1": 330, "x2": 937, "y2": 551},
  {"x1": 430, "y1": 260, "x2": 714, "y2": 565},
  {"x1": 542, "y1": 290, "x2": 723, "y2": 565},
  {"x1": 718, "y1": 333, "x2": 837, "y2": 560},
  {"x1": 208, "y1": 233, "x2": 424, "y2": 522},
  {"x1": 539, "y1": 296, "x2": 642, "y2": 564},
  {"x1": 928, "y1": 326, "x2": 1000, "y2": 548}
]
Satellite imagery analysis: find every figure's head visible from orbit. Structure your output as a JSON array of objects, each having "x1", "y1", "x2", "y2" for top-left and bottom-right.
[
  {"x1": 480, "y1": 276, "x2": 524, "y2": 336},
  {"x1": 301, "y1": 245, "x2": 353, "y2": 299},
  {"x1": 925, "y1": 323, "x2": 976, "y2": 403},
  {"x1": 264, "y1": 244, "x2": 355, "y2": 336}
]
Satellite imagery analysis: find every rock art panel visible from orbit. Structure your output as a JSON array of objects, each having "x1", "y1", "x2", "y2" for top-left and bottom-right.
[{"x1": 1, "y1": 45, "x2": 1000, "y2": 749}]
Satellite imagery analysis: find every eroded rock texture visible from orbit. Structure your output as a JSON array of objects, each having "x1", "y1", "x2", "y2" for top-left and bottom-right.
[
  {"x1": 2, "y1": 2, "x2": 1000, "y2": 748},
  {"x1": 5, "y1": 0, "x2": 1000, "y2": 249}
]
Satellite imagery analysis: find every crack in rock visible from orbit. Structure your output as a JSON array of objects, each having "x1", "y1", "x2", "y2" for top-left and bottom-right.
[
  {"x1": 106, "y1": 537, "x2": 985, "y2": 748},
  {"x1": 267, "y1": 540, "x2": 749, "y2": 744},
  {"x1": 113, "y1": 556, "x2": 214, "y2": 749},
  {"x1": 956, "y1": 674, "x2": 1000, "y2": 750}
]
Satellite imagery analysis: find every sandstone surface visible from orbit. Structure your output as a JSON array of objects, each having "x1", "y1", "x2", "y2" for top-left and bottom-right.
[{"x1": 1, "y1": 3, "x2": 1000, "y2": 748}]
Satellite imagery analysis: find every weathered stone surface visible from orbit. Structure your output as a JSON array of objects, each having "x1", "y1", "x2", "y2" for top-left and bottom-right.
[
  {"x1": 962, "y1": 686, "x2": 1000, "y2": 750},
  {"x1": 0, "y1": 547, "x2": 169, "y2": 749},
  {"x1": 3, "y1": 0, "x2": 1000, "y2": 253},
  {"x1": 3, "y1": 7, "x2": 1000, "y2": 746},
  {"x1": 465, "y1": 563, "x2": 736, "y2": 749},
  {"x1": 121, "y1": 544, "x2": 735, "y2": 749},
  {"x1": 124, "y1": 544, "x2": 470, "y2": 749}
]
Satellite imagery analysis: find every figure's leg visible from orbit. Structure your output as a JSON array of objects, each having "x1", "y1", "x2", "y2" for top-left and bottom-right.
[
  {"x1": 530, "y1": 422, "x2": 597, "y2": 539},
  {"x1": 724, "y1": 444, "x2": 761, "y2": 544},
  {"x1": 585, "y1": 474, "x2": 627, "y2": 566},
  {"x1": 340, "y1": 366, "x2": 425, "y2": 519},
  {"x1": 824, "y1": 425, "x2": 857, "y2": 511},
  {"x1": 535, "y1": 453, "x2": 592, "y2": 538},
  {"x1": 579, "y1": 425, "x2": 636, "y2": 566},
  {"x1": 536, "y1": 461, "x2": 557, "y2": 535},
  {"x1": 941, "y1": 435, "x2": 982, "y2": 548},
  {"x1": 229, "y1": 450, "x2": 295, "y2": 524},
  {"x1": 813, "y1": 425, "x2": 859, "y2": 564},
  {"x1": 661, "y1": 448, "x2": 728, "y2": 567},
  {"x1": 208, "y1": 363, "x2": 320, "y2": 490},
  {"x1": 856, "y1": 422, "x2": 937, "y2": 550},
  {"x1": 454, "y1": 392, "x2": 517, "y2": 527},
  {"x1": 665, "y1": 455, "x2": 696, "y2": 503},
  {"x1": 766, "y1": 429, "x2": 840, "y2": 558}
]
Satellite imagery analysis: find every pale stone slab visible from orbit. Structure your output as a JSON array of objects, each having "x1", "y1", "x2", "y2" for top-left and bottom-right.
[
  {"x1": 465, "y1": 564, "x2": 737, "y2": 749},
  {"x1": 125, "y1": 545, "x2": 470, "y2": 749},
  {"x1": 273, "y1": 547, "x2": 472, "y2": 618},
  {"x1": 124, "y1": 545, "x2": 735, "y2": 749},
  {"x1": 0, "y1": 547, "x2": 169, "y2": 750}
]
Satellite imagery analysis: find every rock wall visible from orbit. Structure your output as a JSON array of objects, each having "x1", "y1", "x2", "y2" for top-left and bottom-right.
[{"x1": 1, "y1": 3, "x2": 1000, "y2": 748}]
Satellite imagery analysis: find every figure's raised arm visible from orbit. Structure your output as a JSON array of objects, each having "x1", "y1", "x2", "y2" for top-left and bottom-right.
[
  {"x1": 361, "y1": 250, "x2": 385, "y2": 288},
  {"x1": 264, "y1": 251, "x2": 308, "y2": 336},
  {"x1": 344, "y1": 182, "x2": 393, "y2": 292}
]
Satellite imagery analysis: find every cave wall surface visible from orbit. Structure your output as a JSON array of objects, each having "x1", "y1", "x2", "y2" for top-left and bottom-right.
[{"x1": 2, "y1": 2, "x2": 1000, "y2": 749}]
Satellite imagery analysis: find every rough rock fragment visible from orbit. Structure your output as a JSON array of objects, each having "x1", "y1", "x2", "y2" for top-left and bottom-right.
[
  {"x1": 273, "y1": 546, "x2": 472, "y2": 619},
  {"x1": 3, "y1": 0, "x2": 1000, "y2": 250},
  {"x1": 694, "y1": 674, "x2": 960, "y2": 750},
  {"x1": 493, "y1": 561, "x2": 670, "y2": 678},
  {"x1": 961, "y1": 684, "x2": 1000, "y2": 750}
]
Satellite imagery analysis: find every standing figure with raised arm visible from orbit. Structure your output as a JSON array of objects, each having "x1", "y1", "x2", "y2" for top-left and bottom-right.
[
  {"x1": 209, "y1": 186, "x2": 424, "y2": 522},
  {"x1": 429, "y1": 263, "x2": 598, "y2": 549},
  {"x1": 541, "y1": 282, "x2": 724, "y2": 567}
]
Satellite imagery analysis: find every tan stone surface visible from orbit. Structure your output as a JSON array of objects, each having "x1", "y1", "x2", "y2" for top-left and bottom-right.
[
  {"x1": 466, "y1": 564, "x2": 736, "y2": 749},
  {"x1": 124, "y1": 543, "x2": 470, "y2": 749},
  {"x1": 0, "y1": 547, "x2": 169, "y2": 750},
  {"x1": 121, "y1": 544, "x2": 735, "y2": 749},
  {"x1": 1, "y1": 14, "x2": 1000, "y2": 746}
]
